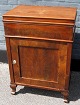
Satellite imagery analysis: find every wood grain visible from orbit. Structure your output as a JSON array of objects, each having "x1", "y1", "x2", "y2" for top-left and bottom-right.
[{"x1": 3, "y1": 5, "x2": 77, "y2": 102}]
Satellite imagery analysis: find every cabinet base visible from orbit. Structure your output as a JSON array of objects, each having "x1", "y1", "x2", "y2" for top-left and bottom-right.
[{"x1": 10, "y1": 84, "x2": 69, "y2": 102}]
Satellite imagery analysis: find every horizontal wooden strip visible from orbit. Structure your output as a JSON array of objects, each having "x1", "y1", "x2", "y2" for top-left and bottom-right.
[
  {"x1": 5, "y1": 35, "x2": 73, "y2": 43},
  {"x1": 21, "y1": 77, "x2": 58, "y2": 83},
  {"x1": 3, "y1": 19, "x2": 74, "y2": 26},
  {"x1": 15, "y1": 82, "x2": 66, "y2": 92},
  {"x1": 3, "y1": 16, "x2": 74, "y2": 26}
]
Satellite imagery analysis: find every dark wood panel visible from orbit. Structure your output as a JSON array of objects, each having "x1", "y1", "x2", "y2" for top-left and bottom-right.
[{"x1": 19, "y1": 46, "x2": 58, "y2": 82}]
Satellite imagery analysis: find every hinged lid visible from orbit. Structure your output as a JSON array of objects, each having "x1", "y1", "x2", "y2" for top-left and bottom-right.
[{"x1": 3, "y1": 5, "x2": 77, "y2": 26}]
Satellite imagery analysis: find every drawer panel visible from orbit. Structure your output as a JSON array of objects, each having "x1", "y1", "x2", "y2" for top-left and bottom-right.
[{"x1": 4, "y1": 22, "x2": 73, "y2": 41}]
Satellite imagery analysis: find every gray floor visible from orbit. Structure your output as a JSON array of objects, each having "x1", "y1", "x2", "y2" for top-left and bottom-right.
[{"x1": 0, "y1": 62, "x2": 80, "y2": 105}]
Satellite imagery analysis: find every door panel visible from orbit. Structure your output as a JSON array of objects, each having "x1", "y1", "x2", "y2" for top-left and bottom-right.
[
  {"x1": 10, "y1": 38, "x2": 67, "y2": 89},
  {"x1": 19, "y1": 46, "x2": 58, "y2": 82}
]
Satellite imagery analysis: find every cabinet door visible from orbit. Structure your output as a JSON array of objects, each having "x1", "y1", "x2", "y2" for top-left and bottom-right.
[{"x1": 10, "y1": 38, "x2": 68, "y2": 90}]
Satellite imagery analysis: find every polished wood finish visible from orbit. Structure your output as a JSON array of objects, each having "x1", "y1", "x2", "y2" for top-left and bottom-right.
[{"x1": 3, "y1": 5, "x2": 77, "y2": 102}]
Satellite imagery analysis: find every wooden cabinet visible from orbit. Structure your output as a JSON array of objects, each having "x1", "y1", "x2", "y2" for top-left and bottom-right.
[{"x1": 3, "y1": 5, "x2": 77, "y2": 102}]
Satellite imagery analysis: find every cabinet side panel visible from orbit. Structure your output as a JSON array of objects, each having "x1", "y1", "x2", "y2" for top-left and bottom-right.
[
  {"x1": 58, "y1": 43, "x2": 68, "y2": 88},
  {"x1": 65, "y1": 43, "x2": 72, "y2": 90}
]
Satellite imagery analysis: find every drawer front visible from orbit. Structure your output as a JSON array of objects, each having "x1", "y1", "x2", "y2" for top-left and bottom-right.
[{"x1": 4, "y1": 22, "x2": 73, "y2": 41}]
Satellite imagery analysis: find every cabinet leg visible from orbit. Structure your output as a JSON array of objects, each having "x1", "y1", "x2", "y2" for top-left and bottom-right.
[
  {"x1": 10, "y1": 84, "x2": 17, "y2": 95},
  {"x1": 61, "y1": 91, "x2": 69, "y2": 103}
]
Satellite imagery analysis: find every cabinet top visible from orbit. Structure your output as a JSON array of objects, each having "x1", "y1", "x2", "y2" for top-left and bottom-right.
[
  {"x1": 3, "y1": 5, "x2": 77, "y2": 26},
  {"x1": 3, "y1": 5, "x2": 77, "y2": 20}
]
